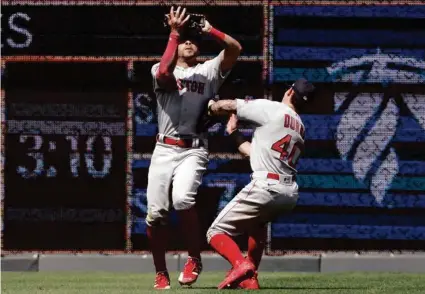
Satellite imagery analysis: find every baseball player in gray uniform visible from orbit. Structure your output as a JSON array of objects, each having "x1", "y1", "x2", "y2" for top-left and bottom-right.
[
  {"x1": 206, "y1": 78, "x2": 316, "y2": 289},
  {"x1": 146, "y1": 6, "x2": 242, "y2": 289}
]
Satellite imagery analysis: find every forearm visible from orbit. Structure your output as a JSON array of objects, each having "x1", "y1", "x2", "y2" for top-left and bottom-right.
[
  {"x1": 207, "y1": 26, "x2": 242, "y2": 72},
  {"x1": 156, "y1": 31, "x2": 179, "y2": 89},
  {"x1": 238, "y1": 141, "x2": 251, "y2": 157},
  {"x1": 208, "y1": 27, "x2": 242, "y2": 52},
  {"x1": 209, "y1": 100, "x2": 237, "y2": 116},
  {"x1": 229, "y1": 130, "x2": 251, "y2": 157}
]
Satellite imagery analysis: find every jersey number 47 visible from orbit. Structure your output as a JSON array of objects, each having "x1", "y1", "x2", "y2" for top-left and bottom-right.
[{"x1": 271, "y1": 134, "x2": 303, "y2": 168}]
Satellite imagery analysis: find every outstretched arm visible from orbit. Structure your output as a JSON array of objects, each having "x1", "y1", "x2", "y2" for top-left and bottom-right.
[
  {"x1": 202, "y1": 21, "x2": 242, "y2": 73},
  {"x1": 208, "y1": 99, "x2": 237, "y2": 116},
  {"x1": 209, "y1": 101, "x2": 253, "y2": 156},
  {"x1": 226, "y1": 114, "x2": 251, "y2": 157},
  {"x1": 156, "y1": 6, "x2": 190, "y2": 91},
  {"x1": 210, "y1": 98, "x2": 276, "y2": 127}
]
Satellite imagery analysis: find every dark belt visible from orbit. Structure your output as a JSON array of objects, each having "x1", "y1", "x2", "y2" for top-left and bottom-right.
[{"x1": 156, "y1": 134, "x2": 201, "y2": 148}]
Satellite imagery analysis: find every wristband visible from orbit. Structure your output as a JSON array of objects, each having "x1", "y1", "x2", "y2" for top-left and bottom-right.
[
  {"x1": 229, "y1": 130, "x2": 247, "y2": 148},
  {"x1": 209, "y1": 27, "x2": 226, "y2": 42},
  {"x1": 169, "y1": 31, "x2": 180, "y2": 40}
]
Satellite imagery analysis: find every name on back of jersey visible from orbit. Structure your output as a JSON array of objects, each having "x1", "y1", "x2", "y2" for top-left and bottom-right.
[{"x1": 284, "y1": 113, "x2": 305, "y2": 138}]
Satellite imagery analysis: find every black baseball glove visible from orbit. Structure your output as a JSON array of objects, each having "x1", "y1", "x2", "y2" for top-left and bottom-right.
[
  {"x1": 196, "y1": 96, "x2": 220, "y2": 134},
  {"x1": 164, "y1": 13, "x2": 205, "y2": 35}
]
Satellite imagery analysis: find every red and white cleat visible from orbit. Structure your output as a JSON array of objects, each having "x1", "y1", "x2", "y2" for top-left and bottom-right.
[
  {"x1": 239, "y1": 271, "x2": 260, "y2": 290},
  {"x1": 154, "y1": 271, "x2": 171, "y2": 290},
  {"x1": 178, "y1": 257, "x2": 203, "y2": 286},
  {"x1": 217, "y1": 259, "x2": 256, "y2": 289}
]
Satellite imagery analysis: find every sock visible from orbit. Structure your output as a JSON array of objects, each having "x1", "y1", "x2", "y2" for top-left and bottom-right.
[
  {"x1": 209, "y1": 233, "x2": 245, "y2": 267},
  {"x1": 247, "y1": 226, "x2": 267, "y2": 270},
  {"x1": 146, "y1": 225, "x2": 168, "y2": 272},
  {"x1": 176, "y1": 206, "x2": 201, "y2": 259}
]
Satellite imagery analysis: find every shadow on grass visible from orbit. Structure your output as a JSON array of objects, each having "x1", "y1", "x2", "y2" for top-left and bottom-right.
[
  {"x1": 178, "y1": 285, "x2": 218, "y2": 290},
  {"x1": 262, "y1": 286, "x2": 368, "y2": 290},
  {"x1": 183, "y1": 286, "x2": 368, "y2": 290}
]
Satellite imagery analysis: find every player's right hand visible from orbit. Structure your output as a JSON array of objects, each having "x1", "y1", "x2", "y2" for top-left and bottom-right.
[
  {"x1": 166, "y1": 6, "x2": 190, "y2": 34},
  {"x1": 226, "y1": 113, "x2": 238, "y2": 134}
]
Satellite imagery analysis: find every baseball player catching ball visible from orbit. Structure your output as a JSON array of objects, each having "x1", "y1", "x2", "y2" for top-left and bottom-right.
[
  {"x1": 206, "y1": 78, "x2": 316, "y2": 289},
  {"x1": 146, "y1": 6, "x2": 242, "y2": 289}
]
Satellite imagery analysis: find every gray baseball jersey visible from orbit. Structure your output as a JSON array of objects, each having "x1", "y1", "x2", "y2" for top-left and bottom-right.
[
  {"x1": 151, "y1": 55, "x2": 228, "y2": 136},
  {"x1": 146, "y1": 55, "x2": 230, "y2": 226},
  {"x1": 236, "y1": 98, "x2": 305, "y2": 175},
  {"x1": 207, "y1": 98, "x2": 304, "y2": 240}
]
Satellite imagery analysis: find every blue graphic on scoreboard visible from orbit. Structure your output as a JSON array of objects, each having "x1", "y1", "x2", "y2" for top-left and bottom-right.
[{"x1": 271, "y1": 5, "x2": 425, "y2": 240}]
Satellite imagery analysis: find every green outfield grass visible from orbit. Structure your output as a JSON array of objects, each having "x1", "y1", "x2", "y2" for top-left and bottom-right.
[{"x1": 2, "y1": 272, "x2": 425, "y2": 294}]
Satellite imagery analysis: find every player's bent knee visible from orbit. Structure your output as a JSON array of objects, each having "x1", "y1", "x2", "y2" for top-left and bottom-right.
[
  {"x1": 145, "y1": 209, "x2": 169, "y2": 227},
  {"x1": 145, "y1": 217, "x2": 164, "y2": 227},
  {"x1": 206, "y1": 226, "x2": 223, "y2": 244},
  {"x1": 173, "y1": 197, "x2": 196, "y2": 211}
]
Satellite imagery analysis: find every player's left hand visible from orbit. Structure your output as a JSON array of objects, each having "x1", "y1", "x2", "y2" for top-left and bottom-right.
[
  {"x1": 201, "y1": 20, "x2": 213, "y2": 34},
  {"x1": 226, "y1": 113, "x2": 238, "y2": 134}
]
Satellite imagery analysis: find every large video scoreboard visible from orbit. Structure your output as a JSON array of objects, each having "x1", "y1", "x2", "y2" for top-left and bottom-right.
[{"x1": 2, "y1": 1, "x2": 424, "y2": 252}]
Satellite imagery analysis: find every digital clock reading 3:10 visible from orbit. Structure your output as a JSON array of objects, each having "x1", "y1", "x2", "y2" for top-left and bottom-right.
[{"x1": 17, "y1": 135, "x2": 113, "y2": 179}]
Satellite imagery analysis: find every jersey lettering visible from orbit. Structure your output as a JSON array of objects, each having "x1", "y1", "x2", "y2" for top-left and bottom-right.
[
  {"x1": 177, "y1": 79, "x2": 205, "y2": 94},
  {"x1": 271, "y1": 134, "x2": 292, "y2": 160},
  {"x1": 177, "y1": 79, "x2": 183, "y2": 90},
  {"x1": 283, "y1": 114, "x2": 303, "y2": 137},
  {"x1": 287, "y1": 141, "x2": 303, "y2": 168},
  {"x1": 271, "y1": 134, "x2": 303, "y2": 167}
]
